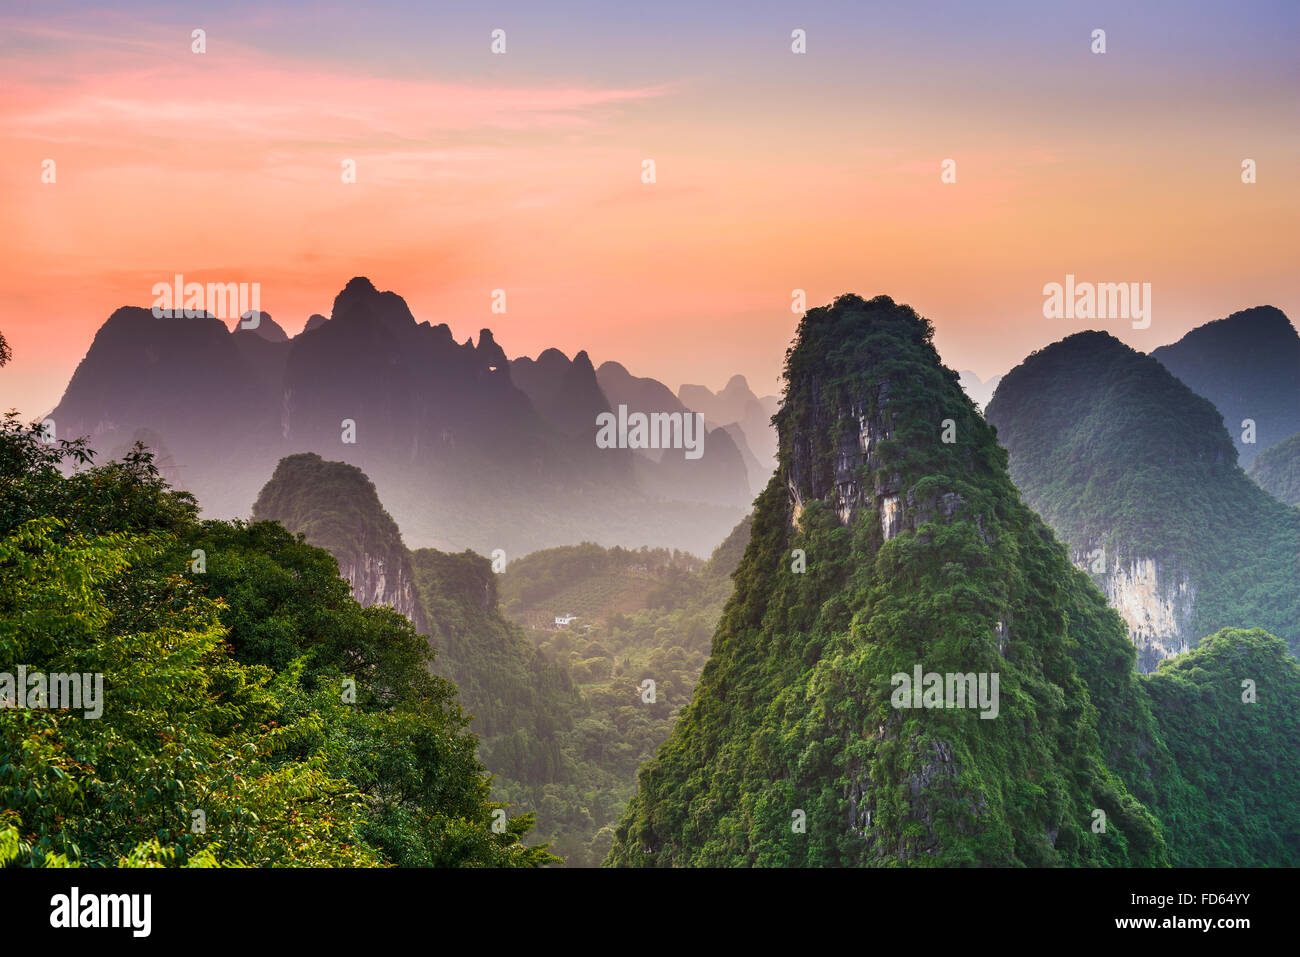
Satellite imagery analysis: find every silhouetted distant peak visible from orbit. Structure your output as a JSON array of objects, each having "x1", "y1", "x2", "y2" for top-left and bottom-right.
[
  {"x1": 1054, "y1": 330, "x2": 1129, "y2": 354},
  {"x1": 721, "y1": 374, "x2": 751, "y2": 397},
  {"x1": 50, "y1": 280, "x2": 751, "y2": 560},
  {"x1": 106, "y1": 305, "x2": 152, "y2": 324},
  {"x1": 512, "y1": 348, "x2": 568, "y2": 381},
  {"x1": 597, "y1": 360, "x2": 689, "y2": 415},
  {"x1": 1159, "y1": 305, "x2": 1294, "y2": 347},
  {"x1": 329, "y1": 277, "x2": 418, "y2": 332},
  {"x1": 342, "y1": 276, "x2": 377, "y2": 295},
  {"x1": 1150, "y1": 306, "x2": 1299, "y2": 467},
  {"x1": 476, "y1": 328, "x2": 508, "y2": 370},
  {"x1": 532, "y1": 347, "x2": 570, "y2": 368},
  {"x1": 232, "y1": 311, "x2": 288, "y2": 342},
  {"x1": 100, "y1": 304, "x2": 224, "y2": 335}
]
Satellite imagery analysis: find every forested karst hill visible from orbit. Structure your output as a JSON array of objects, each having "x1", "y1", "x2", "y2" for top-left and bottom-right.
[
  {"x1": 1150, "y1": 306, "x2": 1300, "y2": 468},
  {"x1": 986, "y1": 331, "x2": 1299, "y2": 669},
  {"x1": 608, "y1": 296, "x2": 1300, "y2": 868},
  {"x1": 249, "y1": 452, "x2": 592, "y2": 859},
  {"x1": 252, "y1": 452, "x2": 421, "y2": 626},
  {"x1": 609, "y1": 294, "x2": 1169, "y2": 867}
]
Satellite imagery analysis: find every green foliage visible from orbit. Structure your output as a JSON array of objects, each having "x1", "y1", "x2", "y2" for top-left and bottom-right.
[
  {"x1": 251, "y1": 449, "x2": 607, "y2": 864},
  {"x1": 408, "y1": 546, "x2": 593, "y2": 862},
  {"x1": 1249, "y1": 432, "x2": 1300, "y2": 507},
  {"x1": 500, "y1": 542, "x2": 696, "y2": 615},
  {"x1": 491, "y1": 518, "x2": 750, "y2": 865},
  {"x1": 1143, "y1": 628, "x2": 1300, "y2": 867},
  {"x1": 250, "y1": 452, "x2": 406, "y2": 579},
  {"x1": 0, "y1": 415, "x2": 554, "y2": 867},
  {"x1": 1149, "y1": 305, "x2": 1300, "y2": 467},
  {"x1": 0, "y1": 516, "x2": 380, "y2": 867}
]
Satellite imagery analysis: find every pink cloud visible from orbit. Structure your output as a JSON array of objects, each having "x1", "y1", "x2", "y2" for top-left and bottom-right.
[{"x1": 0, "y1": 17, "x2": 673, "y2": 151}]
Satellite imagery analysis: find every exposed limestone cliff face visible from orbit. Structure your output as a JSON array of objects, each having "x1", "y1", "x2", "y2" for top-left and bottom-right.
[
  {"x1": 335, "y1": 541, "x2": 421, "y2": 627},
  {"x1": 787, "y1": 384, "x2": 904, "y2": 536},
  {"x1": 251, "y1": 452, "x2": 425, "y2": 632},
  {"x1": 879, "y1": 493, "x2": 902, "y2": 541},
  {"x1": 787, "y1": 383, "x2": 973, "y2": 550},
  {"x1": 1074, "y1": 552, "x2": 1197, "y2": 670},
  {"x1": 986, "y1": 328, "x2": 1300, "y2": 664}
]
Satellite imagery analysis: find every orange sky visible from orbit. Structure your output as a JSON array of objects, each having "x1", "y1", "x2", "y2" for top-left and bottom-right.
[{"x1": 2, "y1": 3, "x2": 1297, "y2": 417}]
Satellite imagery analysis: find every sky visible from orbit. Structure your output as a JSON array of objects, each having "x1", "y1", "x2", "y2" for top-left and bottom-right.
[{"x1": 2, "y1": 0, "x2": 1297, "y2": 418}]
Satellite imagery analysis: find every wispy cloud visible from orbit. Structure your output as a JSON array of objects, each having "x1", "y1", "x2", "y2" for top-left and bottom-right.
[{"x1": 0, "y1": 16, "x2": 673, "y2": 152}]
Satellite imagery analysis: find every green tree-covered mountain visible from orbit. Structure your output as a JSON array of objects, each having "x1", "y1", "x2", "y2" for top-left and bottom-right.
[
  {"x1": 1249, "y1": 432, "x2": 1300, "y2": 507},
  {"x1": 1150, "y1": 306, "x2": 1300, "y2": 468},
  {"x1": 252, "y1": 452, "x2": 422, "y2": 625},
  {"x1": 608, "y1": 295, "x2": 1169, "y2": 867},
  {"x1": 985, "y1": 331, "x2": 1300, "y2": 670},
  {"x1": 10, "y1": 301, "x2": 1296, "y2": 868}
]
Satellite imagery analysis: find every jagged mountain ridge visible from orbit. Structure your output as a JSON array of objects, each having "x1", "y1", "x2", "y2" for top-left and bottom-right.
[
  {"x1": 678, "y1": 373, "x2": 779, "y2": 475},
  {"x1": 231, "y1": 310, "x2": 289, "y2": 342},
  {"x1": 512, "y1": 349, "x2": 753, "y2": 506},
  {"x1": 46, "y1": 278, "x2": 753, "y2": 557},
  {"x1": 50, "y1": 304, "x2": 286, "y2": 517},
  {"x1": 585, "y1": 357, "x2": 757, "y2": 505},
  {"x1": 510, "y1": 347, "x2": 613, "y2": 439},
  {"x1": 595, "y1": 359, "x2": 689, "y2": 426}
]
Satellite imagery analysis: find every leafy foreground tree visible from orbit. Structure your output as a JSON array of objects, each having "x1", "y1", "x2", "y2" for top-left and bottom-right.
[{"x1": 0, "y1": 413, "x2": 555, "y2": 867}]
